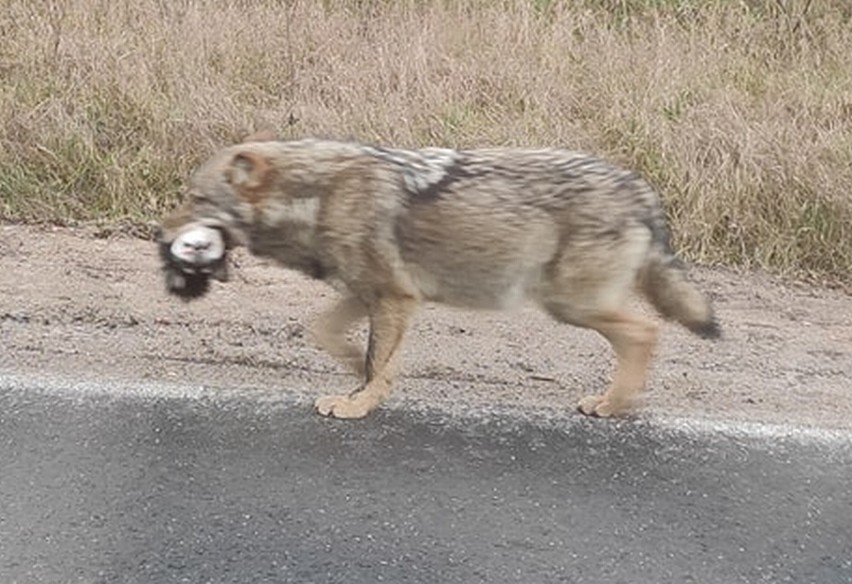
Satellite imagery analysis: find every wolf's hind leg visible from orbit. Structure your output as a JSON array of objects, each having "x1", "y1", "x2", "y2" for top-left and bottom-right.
[
  {"x1": 544, "y1": 297, "x2": 658, "y2": 417},
  {"x1": 576, "y1": 310, "x2": 658, "y2": 417},
  {"x1": 539, "y1": 226, "x2": 658, "y2": 416},
  {"x1": 311, "y1": 295, "x2": 368, "y2": 377}
]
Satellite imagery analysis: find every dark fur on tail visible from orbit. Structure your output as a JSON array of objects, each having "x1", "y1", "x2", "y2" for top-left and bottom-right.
[
  {"x1": 640, "y1": 219, "x2": 721, "y2": 339},
  {"x1": 644, "y1": 262, "x2": 722, "y2": 339}
]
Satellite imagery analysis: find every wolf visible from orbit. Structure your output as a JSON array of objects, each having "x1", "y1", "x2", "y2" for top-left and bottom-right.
[{"x1": 157, "y1": 133, "x2": 720, "y2": 419}]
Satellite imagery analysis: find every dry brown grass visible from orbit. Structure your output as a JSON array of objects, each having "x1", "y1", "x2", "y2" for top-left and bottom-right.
[{"x1": 1, "y1": 0, "x2": 851, "y2": 284}]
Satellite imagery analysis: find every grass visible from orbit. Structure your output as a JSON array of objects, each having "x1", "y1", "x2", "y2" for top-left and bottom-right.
[{"x1": 1, "y1": 0, "x2": 851, "y2": 285}]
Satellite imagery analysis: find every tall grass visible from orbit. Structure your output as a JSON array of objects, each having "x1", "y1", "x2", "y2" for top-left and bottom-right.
[{"x1": 1, "y1": 0, "x2": 851, "y2": 284}]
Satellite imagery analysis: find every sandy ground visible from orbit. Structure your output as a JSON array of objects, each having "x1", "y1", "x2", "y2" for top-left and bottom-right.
[{"x1": 1, "y1": 224, "x2": 850, "y2": 431}]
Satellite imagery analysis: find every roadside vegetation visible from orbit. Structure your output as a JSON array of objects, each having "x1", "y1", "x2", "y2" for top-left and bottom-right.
[{"x1": 1, "y1": 0, "x2": 850, "y2": 285}]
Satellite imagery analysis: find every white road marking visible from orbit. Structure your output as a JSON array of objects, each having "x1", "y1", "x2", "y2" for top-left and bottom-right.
[{"x1": 2, "y1": 369, "x2": 850, "y2": 445}]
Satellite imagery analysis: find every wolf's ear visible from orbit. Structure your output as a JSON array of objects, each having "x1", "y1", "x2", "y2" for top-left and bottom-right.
[
  {"x1": 227, "y1": 151, "x2": 274, "y2": 204},
  {"x1": 242, "y1": 130, "x2": 278, "y2": 143}
]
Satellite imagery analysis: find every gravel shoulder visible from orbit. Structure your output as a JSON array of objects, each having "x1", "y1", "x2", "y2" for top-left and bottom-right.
[{"x1": 2, "y1": 224, "x2": 850, "y2": 431}]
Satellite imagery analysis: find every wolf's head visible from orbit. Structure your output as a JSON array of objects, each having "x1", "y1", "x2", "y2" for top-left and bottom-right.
[
  {"x1": 156, "y1": 132, "x2": 281, "y2": 300},
  {"x1": 157, "y1": 134, "x2": 383, "y2": 298}
]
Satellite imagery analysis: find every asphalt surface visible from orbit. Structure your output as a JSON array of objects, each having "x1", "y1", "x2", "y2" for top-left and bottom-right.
[{"x1": 1, "y1": 376, "x2": 851, "y2": 584}]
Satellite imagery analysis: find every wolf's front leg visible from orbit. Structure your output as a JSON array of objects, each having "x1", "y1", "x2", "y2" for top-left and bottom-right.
[
  {"x1": 310, "y1": 295, "x2": 368, "y2": 377},
  {"x1": 315, "y1": 295, "x2": 418, "y2": 419}
]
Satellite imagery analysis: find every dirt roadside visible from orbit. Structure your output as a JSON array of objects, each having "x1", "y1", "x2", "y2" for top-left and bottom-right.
[{"x1": 1, "y1": 224, "x2": 850, "y2": 431}]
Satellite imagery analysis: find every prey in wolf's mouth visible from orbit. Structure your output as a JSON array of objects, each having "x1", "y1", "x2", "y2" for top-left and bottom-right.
[{"x1": 159, "y1": 225, "x2": 229, "y2": 300}]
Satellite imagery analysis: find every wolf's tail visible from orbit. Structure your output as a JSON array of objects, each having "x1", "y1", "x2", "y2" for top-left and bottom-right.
[{"x1": 638, "y1": 219, "x2": 721, "y2": 339}]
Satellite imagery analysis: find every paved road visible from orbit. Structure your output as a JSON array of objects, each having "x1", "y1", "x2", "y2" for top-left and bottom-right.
[{"x1": 1, "y1": 376, "x2": 851, "y2": 584}]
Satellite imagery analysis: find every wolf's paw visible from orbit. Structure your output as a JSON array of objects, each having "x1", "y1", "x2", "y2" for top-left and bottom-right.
[
  {"x1": 577, "y1": 394, "x2": 631, "y2": 418},
  {"x1": 315, "y1": 394, "x2": 373, "y2": 419}
]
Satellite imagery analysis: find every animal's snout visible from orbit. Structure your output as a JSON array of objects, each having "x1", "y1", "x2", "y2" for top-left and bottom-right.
[
  {"x1": 169, "y1": 226, "x2": 226, "y2": 270},
  {"x1": 159, "y1": 224, "x2": 229, "y2": 301},
  {"x1": 180, "y1": 236, "x2": 212, "y2": 253}
]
